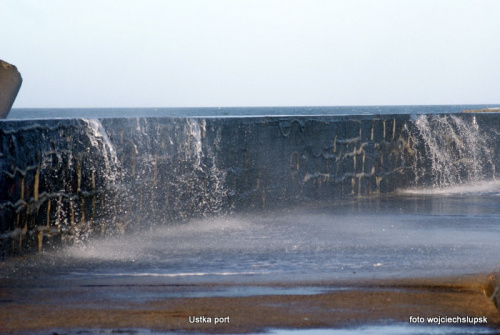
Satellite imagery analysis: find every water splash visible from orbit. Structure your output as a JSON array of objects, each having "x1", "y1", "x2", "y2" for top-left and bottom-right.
[
  {"x1": 111, "y1": 118, "x2": 227, "y2": 226},
  {"x1": 81, "y1": 118, "x2": 121, "y2": 182},
  {"x1": 412, "y1": 115, "x2": 495, "y2": 187},
  {"x1": 186, "y1": 118, "x2": 204, "y2": 170},
  {"x1": 183, "y1": 119, "x2": 226, "y2": 215}
]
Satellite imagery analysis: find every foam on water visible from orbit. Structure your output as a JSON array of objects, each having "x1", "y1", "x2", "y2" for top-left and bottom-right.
[
  {"x1": 399, "y1": 180, "x2": 500, "y2": 196},
  {"x1": 68, "y1": 271, "x2": 268, "y2": 278}
]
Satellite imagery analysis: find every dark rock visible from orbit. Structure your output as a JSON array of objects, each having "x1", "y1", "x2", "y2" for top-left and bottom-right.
[{"x1": 484, "y1": 272, "x2": 500, "y2": 311}]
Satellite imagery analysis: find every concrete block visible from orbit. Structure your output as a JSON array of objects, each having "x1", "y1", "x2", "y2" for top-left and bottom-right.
[{"x1": 0, "y1": 60, "x2": 22, "y2": 118}]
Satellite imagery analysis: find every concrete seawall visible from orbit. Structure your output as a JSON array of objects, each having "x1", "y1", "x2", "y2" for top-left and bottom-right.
[{"x1": 1, "y1": 113, "x2": 499, "y2": 256}]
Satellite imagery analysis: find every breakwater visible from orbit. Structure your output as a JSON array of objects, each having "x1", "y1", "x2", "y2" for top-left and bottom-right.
[{"x1": 1, "y1": 113, "x2": 499, "y2": 256}]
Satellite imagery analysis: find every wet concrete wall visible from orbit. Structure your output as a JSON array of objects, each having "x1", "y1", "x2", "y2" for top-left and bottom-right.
[{"x1": 1, "y1": 114, "x2": 499, "y2": 256}]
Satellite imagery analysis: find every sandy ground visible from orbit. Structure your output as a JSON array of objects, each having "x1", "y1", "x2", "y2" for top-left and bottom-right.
[{"x1": 1, "y1": 274, "x2": 500, "y2": 334}]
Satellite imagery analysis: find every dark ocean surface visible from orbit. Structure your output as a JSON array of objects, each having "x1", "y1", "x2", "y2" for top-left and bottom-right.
[{"x1": 8, "y1": 104, "x2": 500, "y2": 119}]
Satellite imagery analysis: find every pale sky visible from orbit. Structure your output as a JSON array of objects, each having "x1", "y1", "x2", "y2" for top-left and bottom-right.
[{"x1": 1, "y1": 0, "x2": 499, "y2": 108}]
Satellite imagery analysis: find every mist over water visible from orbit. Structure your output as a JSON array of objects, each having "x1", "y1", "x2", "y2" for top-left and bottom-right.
[{"x1": 32, "y1": 181, "x2": 498, "y2": 284}]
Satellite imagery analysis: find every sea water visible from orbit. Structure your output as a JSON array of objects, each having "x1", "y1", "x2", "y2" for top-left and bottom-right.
[{"x1": 7, "y1": 104, "x2": 498, "y2": 119}]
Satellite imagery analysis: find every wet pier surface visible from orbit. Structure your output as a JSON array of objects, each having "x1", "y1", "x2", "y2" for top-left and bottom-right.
[
  {"x1": 2, "y1": 184, "x2": 500, "y2": 333},
  {"x1": 1, "y1": 274, "x2": 500, "y2": 334}
]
